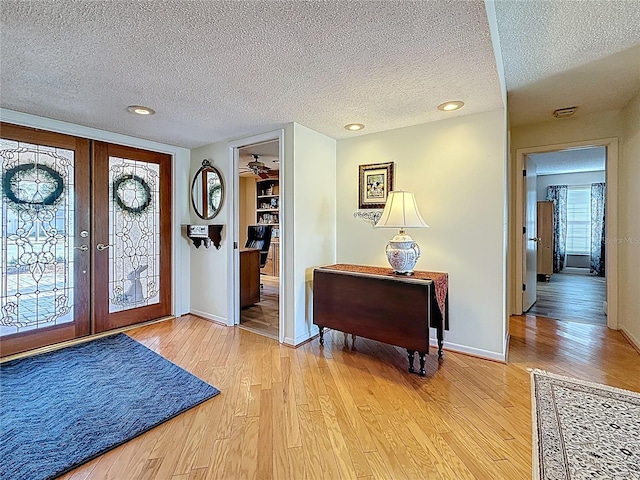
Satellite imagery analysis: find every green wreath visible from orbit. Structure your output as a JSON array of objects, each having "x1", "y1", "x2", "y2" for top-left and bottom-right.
[
  {"x1": 112, "y1": 174, "x2": 152, "y2": 215},
  {"x1": 2, "y1": 163, "x2": 65, "y2": 207}
]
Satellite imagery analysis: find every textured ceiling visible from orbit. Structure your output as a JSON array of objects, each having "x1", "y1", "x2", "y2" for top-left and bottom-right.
[
  {"x1": 0, "y1": 0, "x2": 502, "y2": 149},
  {"x1": 529, "y1": 147, "x2": 606, "y2": 176},
  {"x1": 1, "y1": 1, "x2": 638, "y2": 149},
  {"x1": 494, "y1": 0, "x2": 640, "y2": 126}
]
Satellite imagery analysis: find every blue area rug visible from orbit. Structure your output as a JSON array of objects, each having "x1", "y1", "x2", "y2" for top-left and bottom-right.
[{"x1": 0, "y1": 333, "x2": 220, "y2": 480}]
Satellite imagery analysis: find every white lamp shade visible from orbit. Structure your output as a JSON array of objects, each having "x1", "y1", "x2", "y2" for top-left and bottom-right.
[{"x1": 375, "y1": 191, "x2": 429, "y2": 228}]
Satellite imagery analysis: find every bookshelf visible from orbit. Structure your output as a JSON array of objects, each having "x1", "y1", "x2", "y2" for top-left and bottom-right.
[{"x1": 256, "y1": 178, "x2": 279, "y2": 277}]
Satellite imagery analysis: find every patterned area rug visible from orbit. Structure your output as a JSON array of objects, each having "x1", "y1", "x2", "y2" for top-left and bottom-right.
[
  {"x1": 0, "y1": 334, "x2": 220, "y2": 480},
  {"x1": 531, "y1": 369, "x2": 640, "y2": 479}
]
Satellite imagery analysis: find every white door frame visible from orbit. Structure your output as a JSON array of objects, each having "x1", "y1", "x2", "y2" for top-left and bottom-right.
[
  {"x1": 227, "y1": 130, "x2": 285, "y2": 343},
  {"x1": 514, "y1": 137, "x2": 618, "y2": 329}
]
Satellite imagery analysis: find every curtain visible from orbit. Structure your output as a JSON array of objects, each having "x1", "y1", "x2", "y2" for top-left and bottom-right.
[
  {"x1": 590, "y1": 182, "x2": 606, "y2": 276},
  {"x1": 546, "y1": 185, "x2": 568, "y2": 273}
]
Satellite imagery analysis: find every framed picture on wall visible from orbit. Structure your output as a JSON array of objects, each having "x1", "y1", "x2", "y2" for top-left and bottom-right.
[{"x1": 358, "y1": 162, "x2": 394, "y2": 209}]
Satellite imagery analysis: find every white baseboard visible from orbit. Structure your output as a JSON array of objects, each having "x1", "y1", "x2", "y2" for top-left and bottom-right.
[
  {"x1": 430, "y1": 337, "x2": 507, "y2": 363},
  {"x1": 620, "y1": 327, "x2": 640, "y2": 353},
  {"x1": 190, "y1": 310, "x2": 228, "y2": 326},
  {"x1": 284, "y1": 325, "x2": 320, "y2": 347}
]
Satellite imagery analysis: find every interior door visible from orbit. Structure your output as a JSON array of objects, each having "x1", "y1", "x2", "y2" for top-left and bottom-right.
[
  {"x1": 523, "y1": 156, "x2": 538, "y2": 311},
  {"x1": 92, "y1": 142, "x2": 172, "y2": 333},
  {"x1": 0, "y1": 124, "x2": 91, "y2": 356}
]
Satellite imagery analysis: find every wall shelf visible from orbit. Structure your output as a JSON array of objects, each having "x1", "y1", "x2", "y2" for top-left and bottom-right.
[{"x1": 186, "y1": 224, "x2": 223, "y2": 249}]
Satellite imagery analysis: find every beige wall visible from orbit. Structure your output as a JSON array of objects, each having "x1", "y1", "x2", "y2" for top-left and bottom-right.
[
  {"x1": 289, "y1": 123, "x2": 337, "y2": 345},
  {"x1": 508, "y1": 110, "x2": 624, "y2": 316},
  {"x1": 189, "y1": 143, "x2": 230, "y2": 323},
  {"x1": 336, "y1": 110, "x2": 508, "y2": 360},
  {"x1": 620, "y1": 92, "x2": 640, "y2": 348}
]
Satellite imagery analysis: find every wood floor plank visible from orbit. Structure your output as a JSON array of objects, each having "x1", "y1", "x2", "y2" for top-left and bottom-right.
[
  {"x1": 256, "y1": 388, "x2": 273, "y2": 480},
  {"x1": 239, "y1": 416, "x2": 259, "y2": 480},
  {"x1": 309, "y1": 404, "x2": 344, "y2": 480},
  {"x1": 296, "y1": 404, "x2": 324, "y2": 480}
]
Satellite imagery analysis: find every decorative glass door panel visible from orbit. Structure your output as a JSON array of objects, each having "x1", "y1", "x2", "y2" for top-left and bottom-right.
[
  {"x1": 0, "y1": 124, "x2": 90, "y2": 356},
  {"x1": 93, "y1": 143, "x2": 171, "y2": 333},
  {"x1": 108, "y1": 157, "x2": 161, "y2": 313}
]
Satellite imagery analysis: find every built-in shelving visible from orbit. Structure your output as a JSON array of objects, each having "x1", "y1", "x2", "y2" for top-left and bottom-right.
[
  {"x1": 256, "y1": 178, "x2": 279, "y2": 277},
  {"x1": 256, "y1": 179, "x2": 279, "y2": 230}
]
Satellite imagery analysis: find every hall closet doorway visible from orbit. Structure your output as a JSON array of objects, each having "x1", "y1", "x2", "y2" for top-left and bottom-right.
[
  {"x1": 0, "y1": 123, "x2": 172, "y2": 357},
  {"x1": 230, "y1": 132, "x2": 283, "y2": 341}
]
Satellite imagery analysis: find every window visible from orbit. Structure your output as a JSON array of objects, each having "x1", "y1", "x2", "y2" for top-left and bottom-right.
[{"x1": 566, "y1": 186, "x2": 591, "y2": 254}]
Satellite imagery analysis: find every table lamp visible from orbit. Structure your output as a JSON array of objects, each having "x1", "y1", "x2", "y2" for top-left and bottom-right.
[{"x1": 375, "y1": 190, "x2": 429, "y2": 275}]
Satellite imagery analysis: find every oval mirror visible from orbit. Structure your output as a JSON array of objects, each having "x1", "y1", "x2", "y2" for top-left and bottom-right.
[{"x1": 191, "y1": 159, "x2": 224, "y2": 220}]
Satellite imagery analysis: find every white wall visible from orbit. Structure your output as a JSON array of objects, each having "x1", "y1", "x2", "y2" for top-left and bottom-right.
[
  {"x1": 289, "y1": 123, "x2": 337, "y2": 345},
  {"x1": 336, "y1": 110, "x2": 508, "y2": 360},
  {"x1": 188, "y1": 142, "x2": 230, "y2": 323},
  {"x1": 0, "y1": 108, "x2": 192, "y2": 316},
  {"x1": 536, "y1": 171, "x2": 605, "y2": 200},
  {"x1": 509, "y1": 110, "x2": 624, "y2": 316},
  {"x1": 619, "y1": 91, "x2": 640, "y2": 348}
]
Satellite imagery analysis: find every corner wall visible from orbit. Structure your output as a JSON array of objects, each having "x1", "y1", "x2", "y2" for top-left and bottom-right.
[
  {"x1": 336, "y1": 110, "x2": 508, "y2": 360},
  {"x1": 189, "y1": 123, "x2": 337, "y2": 346},
  {"x1": 620, "y1": 92, "x2": 640, "y2": 347},
  {"x1": 289, "y1": 123, "x2": 337, "y2": 345}
]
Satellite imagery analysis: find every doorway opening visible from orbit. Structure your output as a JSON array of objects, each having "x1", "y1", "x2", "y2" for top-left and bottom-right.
[
  {"x1": 236, "y1": 140, "x2": 281, "y2": 340},
  {"x1": 516, "y1": 138, "x2": 618, "y2": 329},
  {"x1": 525, "y1": 147, "x2": 607, "y2": 325}
]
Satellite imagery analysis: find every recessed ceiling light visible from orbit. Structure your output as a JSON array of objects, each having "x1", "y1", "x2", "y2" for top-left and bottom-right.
[
  {"x1": 127, "y1": 105, "x2": 156, "y2": 116},
  {"x1": 437, "y1": 101, "x2": 465, "y2": 112},
  {"x1": 344, "y1": 123, "x2": 365, "y2": 131}
]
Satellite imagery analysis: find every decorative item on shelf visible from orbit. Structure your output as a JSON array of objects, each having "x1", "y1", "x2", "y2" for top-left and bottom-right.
[
  {"x1": 186, "y1": 224, "x2": 223, "y2": 249},
  {"x1": 374, "y1": 191, "x2": 428, "y2": 275},
  {"x1": 353, "y1": 210, "x2": 383, "y2": 226}
]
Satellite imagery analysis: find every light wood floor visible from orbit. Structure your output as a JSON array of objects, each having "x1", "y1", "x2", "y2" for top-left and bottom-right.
[
  {"x1": 58, "y1": 314, "x2": 640, "y2": 480},
  {"x1": 240, "y1": 276, "x2": 279, "y2": 339},
  {"x1": 527, "y1": 272, "x2": 607, "y2": 325}
]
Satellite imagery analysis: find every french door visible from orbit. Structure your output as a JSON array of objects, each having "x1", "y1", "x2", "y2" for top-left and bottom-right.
[
  {"x1": 0, "y1": 124, "x2": 171, "y2": 356},
  {"x1": 92, "y1": 142, "x2": 172, "y2": 333}
]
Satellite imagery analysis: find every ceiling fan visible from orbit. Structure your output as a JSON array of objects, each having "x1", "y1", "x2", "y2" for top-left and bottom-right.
[{"x1": 240, "y1": 154, "x2": 276, "y2": 179}]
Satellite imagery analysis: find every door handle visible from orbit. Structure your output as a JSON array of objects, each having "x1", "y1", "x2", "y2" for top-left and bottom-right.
[
  {"x1": 74, "y1": 244, "x2": 89, "y2": 251},
  {"x1": 528, "y1": 237, "x2": 541, "y2": 242},
  {"x1": 96, "y1": 243, "x2": 113, "y2": 251}
]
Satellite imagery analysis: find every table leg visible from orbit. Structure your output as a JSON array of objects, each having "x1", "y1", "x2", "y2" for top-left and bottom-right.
[
  {"x1": 437, "y1": 326, "x2": 444, "y2": 360},
  {"x1": 407, "y1": 350, "x2": 416, "y2": 374},
  {"x1": 419, "y1": 353, "x2": 427, "y2": 376},
  {"x1": 351, "y1": 334, "x2": 357, "y2": 351},
  {"x1": 319, "y1": 326, "x2": 325, "y2": 346},
  {"x1": 343, "y1": 332, "x2": 350, "y2": 349}
]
